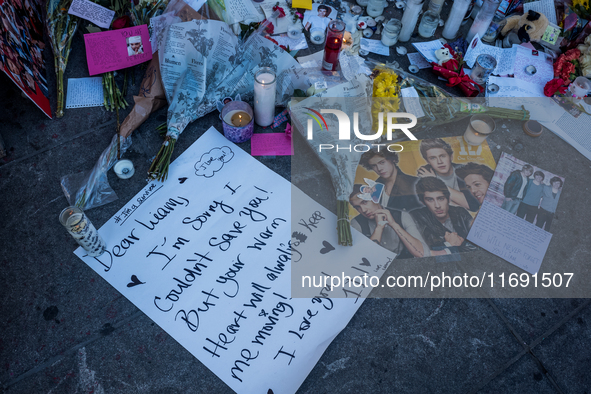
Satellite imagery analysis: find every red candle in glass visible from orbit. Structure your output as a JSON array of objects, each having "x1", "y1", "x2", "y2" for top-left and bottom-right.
[{"x1": 322, "y1": 20, "x2": 346, "y2": 71}]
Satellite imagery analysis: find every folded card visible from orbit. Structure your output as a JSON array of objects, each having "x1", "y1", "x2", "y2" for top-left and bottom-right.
[{"x1": 84, "y1": 25, "x2": 152, "y2": 75}]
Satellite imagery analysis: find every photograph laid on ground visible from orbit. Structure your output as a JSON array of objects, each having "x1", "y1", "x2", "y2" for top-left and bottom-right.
[
  {"x1": 467, "y1": 152, "x2": 565, "y2": 274},
  {"x1": 351, "y1": 137, "x2": 496, "y2": 258},
  {"x1": 127, "y1": 35, "x2": 144, "y2": 56},
  {"x1": 302, "y1": 4, "x2": 336, "y2": 33}
]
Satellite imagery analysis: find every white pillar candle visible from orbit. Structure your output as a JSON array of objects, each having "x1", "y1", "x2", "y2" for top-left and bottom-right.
[
  {"x1": 254, "y1": 68, "x2": 277, "y2": 127},
  {"x1": 399, "y1": 0, "x2": 424, "y2": 42},
  {"x1": 442, "y1": 0, "x2": 471, "y2": 40}
]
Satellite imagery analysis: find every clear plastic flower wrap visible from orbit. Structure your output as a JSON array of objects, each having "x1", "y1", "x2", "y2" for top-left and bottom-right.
[{"x1": 60, "y1": 134, "x2": 132, "y2": 210}]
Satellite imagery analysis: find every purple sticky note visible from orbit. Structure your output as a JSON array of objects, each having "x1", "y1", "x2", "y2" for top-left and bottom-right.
[
  {"x1": 84, "y1": 25, "x2": 152, "y2": 76},
  {"x1": 251, "y1": 133, "x2": 294, "y2": 156}
]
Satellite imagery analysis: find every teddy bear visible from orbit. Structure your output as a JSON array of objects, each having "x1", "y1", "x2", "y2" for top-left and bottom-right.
[
  {"x1": 500, "y1": 10, "x2": 549, "y2": 43},
  {"x1": 434, "y1": 47, "x2": 453, "y2": 65},
  {"x1": 577, "y1": 35, "x2": 591, "y2": 77}
]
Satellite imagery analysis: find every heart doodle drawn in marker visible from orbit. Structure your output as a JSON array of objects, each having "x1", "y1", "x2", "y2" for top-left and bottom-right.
[
  {"x1": 178, "y1": 177, "x2": 188, "y2": 184},
  {"x1": 319, "y1": 241, "x2": 335, "y2": 254},
  {"x1": 360, "y1": 258, "x2": 371, "y2": 266},
  {"x1": 127, "y1": 275, "x2": 145, "y2": 287}
]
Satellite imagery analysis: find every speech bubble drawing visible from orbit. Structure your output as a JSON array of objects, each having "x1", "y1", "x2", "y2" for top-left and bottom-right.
[{"x1": 194, "y1": 146, "x2": 234, "y2": 178}]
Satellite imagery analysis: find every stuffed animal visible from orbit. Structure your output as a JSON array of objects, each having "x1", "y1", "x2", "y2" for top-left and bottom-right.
[
  {"x1": 578, "y1": 35, "x2": 591, "y2": 77},
  {"x1": 434, "y1": 47, "x2": 453, "y2": 65},
  {"x1": 500, "y1": 10, "x2": 549, "y2": 43}
]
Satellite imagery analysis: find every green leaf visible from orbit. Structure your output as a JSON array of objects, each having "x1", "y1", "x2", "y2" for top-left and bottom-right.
[{"x1": 86, "y1": 25, "x2": 102, "y2": 33}]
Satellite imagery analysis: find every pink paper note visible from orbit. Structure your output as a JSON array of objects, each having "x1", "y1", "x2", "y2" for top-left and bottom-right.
[
  {"x1": 84, "y1": 25, "x2": 152, "y2": 76},
  {"x1": 251, "y1": 133, "x2": 293, "y2": 156}
]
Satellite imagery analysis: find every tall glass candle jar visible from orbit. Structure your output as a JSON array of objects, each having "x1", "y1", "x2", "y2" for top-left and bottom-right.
[
  {"x1": 59, "y1": 206, "x2": 106, "y2": 257},
  {"x1": 418, "y1": 9, "x2": 439, "y2": 38},
  {"x1": 482, "y1": 14, "x2": 504, "y2": 42},
  {"x1": 399, "y1": 0, "x2": 424, "y2": 42},
  {"x1": 466, "y1": 0, "x2": 501, "y2": 43},
  {"x1": 254, "y1": 67, "x2": 276, "y2": 127},
  {"x1": 322, "y1": 20, "x2": 346, "y2": 71},
  {"x1": 427, "y1": 0, "x2": 445, "y2": 13},
  {"x1": 442, "y1": 0, "x2": 472, "y2": 39},
  {"x1": 367, "y1": 0, "x2": 387, "y2": 17},
  {"x1": 381, "y1": 19, "x2": 402, "y2": 46}
]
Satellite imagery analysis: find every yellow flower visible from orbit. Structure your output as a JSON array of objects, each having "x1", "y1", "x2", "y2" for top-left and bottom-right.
[{"x1": 372, "y1": 68, "x2": 400, "y2": 134}]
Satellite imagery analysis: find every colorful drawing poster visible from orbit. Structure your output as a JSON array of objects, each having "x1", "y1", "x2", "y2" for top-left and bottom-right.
[
  {"x1": 84, "y1": 24, "x2": 152, "y2": 75},
  {"x1": 73, "y1": 127, "x2": 394, "y2": 393},
  {"x1": 468, "y1": 152, "x2": 563, "y2": 274},
  {"x1": 351, "y1": 137, "x2": 496, "y2": 259},
  {"x1": 0, "y1": 0, "x2": 51, "y2": 118}
]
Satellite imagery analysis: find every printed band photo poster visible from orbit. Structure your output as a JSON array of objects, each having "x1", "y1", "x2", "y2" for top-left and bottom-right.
[
  {"x1": 351, "y1": 136, "x2": 496, "y2": 259},
  {"x1": 73, "y1": 127, "x2": 395, "y2": 393},
  {"x1": 0, "y1": 0, "x2": 51, "y2": 118},
  {"x1": 468, "y1": 152, "x2": 564, "y2": 274}
]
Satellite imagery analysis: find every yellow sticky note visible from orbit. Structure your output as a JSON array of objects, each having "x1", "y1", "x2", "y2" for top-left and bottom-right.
[{"x1": 292, "y1": 0, "x2": 312, "y2": 9}]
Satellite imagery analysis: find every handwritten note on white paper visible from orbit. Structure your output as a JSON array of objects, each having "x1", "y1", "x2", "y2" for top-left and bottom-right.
[
  {"x1": 361, "y1": 38, "x2": 390, "y2": 56},
  {"x1": 411, "y1": 39, "x2": 445, "y2": 64},
  {"x1": 513, "y1": 45, "x2": 554, "y2": 87},
  {"x1": 68, "y1": 0, "x2": 115, "y2": 29},
  {"x1": 407, "y1": 52, "x2": 432, "y2": 69},
  {"x1": 74, "y1": 127, "x2": 393, "y2": 394},
  {"x1": 465, "y1": 35, "x2": 516, "y2": 75},
  {"x1": 487, "y1": 76, "x2": 544, "y2": 97},
  {"x1": 401, "y1": 87, "x2": 425, "y2": 118},
  {"x1": 468, "y1": 201, "x2": 552, "y2": 274},
  {"x1": 523, "y1": 0, "x2": 557, "y2": 25},
  {"x1": 65, "y1": 77, "x2": 104, "y2": 109}
]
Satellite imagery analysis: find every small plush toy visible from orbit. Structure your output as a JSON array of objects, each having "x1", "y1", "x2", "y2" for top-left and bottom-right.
[
  {"x1": 434, "y1": 47, "x2": 453, "y2": 65},
  {"x1": 578, "y1": 35, "x2": 591, "y2": 77},
  {"x1": 500, "y1": 10, "x2": 549, "y2": 43}
]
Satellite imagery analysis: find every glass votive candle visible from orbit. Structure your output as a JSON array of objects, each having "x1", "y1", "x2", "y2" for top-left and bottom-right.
[
  {"x1": 463, "y1": 114, "x2": 496, "y2": 146},
  {"x1": 381, "y1": 19, "x2": 402, "y2": 47},
  {"x1": 113, "y1": 159, "x2": 135, "y2": 179},
  {"x1": 322, "y1": 20, "x2": 346, "y2": 71},
  {"x1": 287, "y1": 22, "x2": 303, "y2": 39},
  {"x1": 470, "y1": 54, "x2": 497, "y2": 85},
  {"x1": 222, "y1": 101, "x2": 255, "y2": 143},
  {"x1": 310, "y1": 29, "x2": 325, "y2": 45},
  {"x1": 569, "y1": 76, "x2": 591, "y2": 99},
  {"x1": 59, "y1": 206, "x2": 107, "y2": 257},
  {"x1": 253, "y1": 67, "x2": 276, "y2": 127}
]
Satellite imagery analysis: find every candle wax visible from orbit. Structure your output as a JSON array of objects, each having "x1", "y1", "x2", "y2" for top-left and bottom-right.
[
  {"x1": 224, "y1": 110, "x2": 253, "y2": 127},
  {"x1": 230, "y1": 111, "x2": 251, "y2": 127}
]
